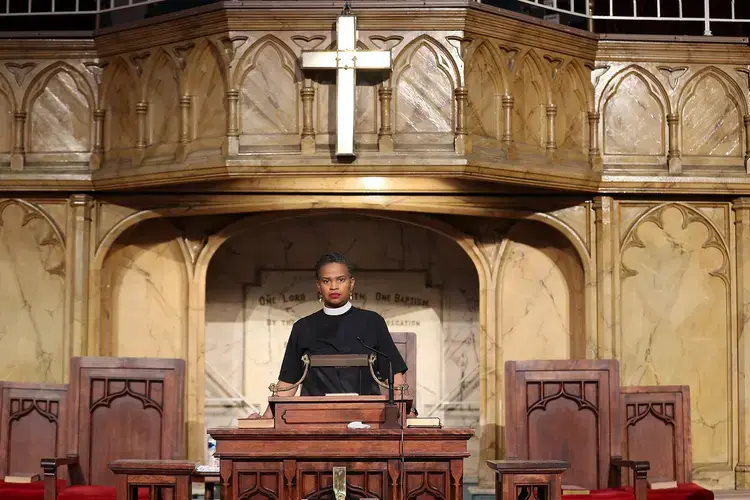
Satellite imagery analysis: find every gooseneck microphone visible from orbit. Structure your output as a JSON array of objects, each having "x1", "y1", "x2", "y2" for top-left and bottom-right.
[{"x1": 357, "y1": 337, "x2": 394, "y2": 406}]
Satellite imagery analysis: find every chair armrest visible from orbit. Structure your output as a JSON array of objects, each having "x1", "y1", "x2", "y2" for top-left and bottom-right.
[
  {"x1": 41, "y1": 455, "x2": 79, "y2": 500},
  {"x1": 610, "y1": 457, "x2": 649, "y2": 500}
]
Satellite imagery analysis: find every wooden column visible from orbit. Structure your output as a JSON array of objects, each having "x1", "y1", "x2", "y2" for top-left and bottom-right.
[
  {"x1": 454, "y1": 86, "x2": 470, "y2": 154},
  {"x1": 593, "y1": 196, "x2": 615, "y2": 359}
]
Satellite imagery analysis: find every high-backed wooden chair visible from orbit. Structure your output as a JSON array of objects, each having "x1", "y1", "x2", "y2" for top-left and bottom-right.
[
  {"x1": 620, "y1": 386, "x2": 713, "y2": 500},
  {"x1": 504, "y1": 360, "x2": 649, "y2": 500},
  {"x1": 41, "y1": 356, "x2": 185, "y2": 500},
  {"x1": 0, "y1": 381, "x2": 68, "y2": 499}
]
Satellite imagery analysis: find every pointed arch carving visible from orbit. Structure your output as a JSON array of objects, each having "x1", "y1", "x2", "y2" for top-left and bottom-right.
[
  {"x1": 100, "y1": 58, "x2": 138, "y2": 153},
  {"x1": 599, "y1": 65, "x2": 668, "y2": 156},
  {"x1": 678, "y1": 67, "x2": 746, "y2": 158},
  {"x1": 142, "y1": 48, "x2": 181, "y2": 96},
  {"x1": 142, "y1": 48, "x2": 181, "y2": 147},
  {"x1": 514, "y1": 49, "x2": 552, "y2": 104},
  {"x1": 0, "y1": 71, "x2": 16, "y2": 109},
  {"x1": 184, "y1": 39, "x2": 228, "y2": 94},
  {"x1": 233, "y1": 35, "x2": 301, "y2": 90},
  {"x1": 393, "y1": 34, "x2": 459, "y2": 89},
  {"x1": 22, "y1": 62, "x2": 95, "y2": 112},
  {"x1": 234, "y1": 35, "x2": 301, "y2": 138},
  {"x1": 465, "y1": 41, "x2": 505, "y2": 139},
  {"x1": 392, "y1": 35, "x2": 458, "y2": 137},
  {"x1": 22, "y1": 63, "x2": 93, "y2": 154},
  {"x1": 553, "y1": 60, "x2": 591, "y2": 155},
  {"x1": 598, "y1": 64, "x2": 670, "y2": 115},
  {"x1": 99, "y1": 57, "x2": 138, "y2": 109}
]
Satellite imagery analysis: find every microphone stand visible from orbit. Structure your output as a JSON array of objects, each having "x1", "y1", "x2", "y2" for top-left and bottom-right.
[{"x1": 358, "y1": 337, "x2": 400, "y2": 429}]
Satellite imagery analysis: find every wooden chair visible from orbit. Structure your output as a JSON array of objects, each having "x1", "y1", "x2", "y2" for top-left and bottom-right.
[
  {"x1": 41, "y1": 356, "x2": 185, "y2": 500},
  {"x1": 0, "y1": 381, "x2": 68, "y2": 499},
  {"x1": 504, "y1": 360, "x2": 649, "y2": 500},
  {"x1": 620, "y1": 386, "x2": 713, "y2": 500}
]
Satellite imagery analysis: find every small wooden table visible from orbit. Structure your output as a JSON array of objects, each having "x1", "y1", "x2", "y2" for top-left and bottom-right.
[
  {"x1": 488, "y1": 460, "x2": 569, "y2": 500},
  {"x1": 109, "y1": 459, "x2": 196, "y2": 500}
]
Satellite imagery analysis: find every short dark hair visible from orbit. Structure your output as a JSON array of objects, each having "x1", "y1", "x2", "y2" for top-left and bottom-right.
[{"x1": 314, "y1": 252, "x2": 352, "y2": 279}]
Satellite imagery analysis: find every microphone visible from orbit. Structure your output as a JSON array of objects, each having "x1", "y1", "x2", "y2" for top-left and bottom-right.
[{"x1": 357, "y1": 337, "x2": 394, "y2": 406}]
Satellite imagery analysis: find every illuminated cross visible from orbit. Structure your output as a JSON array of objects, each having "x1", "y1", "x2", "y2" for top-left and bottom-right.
[{"x1": 301, "y1": 6, "x2": 392, "y2": 157}]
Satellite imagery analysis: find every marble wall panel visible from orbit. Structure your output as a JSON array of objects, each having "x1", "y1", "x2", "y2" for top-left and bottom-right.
[
  {"x1": 29, "y1": 70, "x2": 91, "y2": 153},
  {"x1": 619, "y1": 205, "x2": 730, "y2": 472},
  {"x1": 0, "y1": 200, "x2": 65, "y2": 383},
  {"x1": 100, "y1": 218, "x2": 187, "y2": 359},
  {"x1": 499, "y1": 220, "x2": 586, "y2": 361}
]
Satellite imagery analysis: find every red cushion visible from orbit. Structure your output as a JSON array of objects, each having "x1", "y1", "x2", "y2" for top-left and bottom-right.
[
  {"x1": 58, "y1": 485, "x2": 151, "y2": 500},
  {"x1": 647, "y1": 483, "x2": 714, "y2": 500},
  {"x1": 565, "y1": 487, "x2": 636, "y2": 500},
  {"x1": 0, "y1": 479, "x2": 67, "y2": 499}
]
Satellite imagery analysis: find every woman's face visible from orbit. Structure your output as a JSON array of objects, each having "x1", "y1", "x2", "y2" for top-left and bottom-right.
[{"x1": 317, "y1": 262, "x2": 355, "y2": 307}]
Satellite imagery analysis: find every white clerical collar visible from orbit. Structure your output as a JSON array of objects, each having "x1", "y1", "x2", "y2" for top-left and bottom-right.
[{"x1": 323, "y1": 301, "x2": 352, "y2": 316}]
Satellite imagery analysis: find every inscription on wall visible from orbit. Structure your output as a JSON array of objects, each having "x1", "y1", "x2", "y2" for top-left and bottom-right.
[{"x1": 243, "y1": 270, "x2": 443, "y2": 413}]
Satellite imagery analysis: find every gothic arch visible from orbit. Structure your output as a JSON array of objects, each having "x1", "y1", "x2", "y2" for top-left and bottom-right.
[
  {"x1": 677, "y1": 66, "x2": 748, "y2": 116},
  {"x1": 233, "y1": 35, "x2": 302, "y2": 90},
  {"x1": 598, "y1": 64, "x2": 671, "y2": 115},
  {"x1": 392, "y1": 34, "x2": 460, "y2": 88},
  {"x1": 142, "y1": 48, "x2": 182, "y2": 98},
  {"x1": 98, "y1": 57, "x2": 139, "y2": 109},
  {"x1": 184, "y1": 39, "x2": 229, "y2": 95},
  {"x1": 562, "y1": 59, "x2": 595, "y2": 113},
  {"x1": 0, "y1": 71, "x2": 16, "y2": 110},
  {"x1": 22, "y1": 62, "x2": 95, "y2": 113},
  {"x1": 514, "y1": 49, "x2": 552, "y2": 105},
  {"x1": 465, "y1": 40, "x2": 508, "y2": 93},
  {"x1": 0, "y1": 198, "x2": 65, "y2": 247}
]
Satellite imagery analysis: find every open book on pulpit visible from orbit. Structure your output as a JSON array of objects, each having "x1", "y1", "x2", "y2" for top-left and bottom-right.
[{"x1": 238, "y1": 353, "x2": 413, "y2": 430}]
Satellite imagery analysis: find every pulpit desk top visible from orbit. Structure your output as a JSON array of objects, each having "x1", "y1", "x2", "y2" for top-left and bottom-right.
[{"x1": 208, "y1": 395, "x2": 474, "y2": 500}]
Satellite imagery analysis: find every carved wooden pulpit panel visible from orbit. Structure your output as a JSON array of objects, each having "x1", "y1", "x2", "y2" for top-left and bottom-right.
[{"x1": 0, "y1": 382, "x2": 67, "y2": 479}]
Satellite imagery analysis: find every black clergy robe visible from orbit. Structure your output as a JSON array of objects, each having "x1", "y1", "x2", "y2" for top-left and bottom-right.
[{"x1": 278, "y1": 307, "x2": 408, "y2": 396}]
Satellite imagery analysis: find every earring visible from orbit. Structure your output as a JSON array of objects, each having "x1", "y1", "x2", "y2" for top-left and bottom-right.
[
  {"x1": 318, "y1": 294, "x2": 322, "y2": 303},
  {"x1": 350, "y1": 293, "x2": 353, "y2": 301}
]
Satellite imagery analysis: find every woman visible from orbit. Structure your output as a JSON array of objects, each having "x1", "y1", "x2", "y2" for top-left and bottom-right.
[{"x1": 275, "y1": 252, "x2": 408, "y2": 396}]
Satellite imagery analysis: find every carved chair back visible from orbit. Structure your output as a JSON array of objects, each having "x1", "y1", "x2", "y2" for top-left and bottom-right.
[
  {"x1": 504, "y1": 359, "x2": 622, "y2": 490},
  {"x1": 66, "y1": 356, "x2": 185, "y2": 487},
  {"x1": 620, "y1": 386, "x2": 691, "y2": 484},
  {"x1": 0, "y1": 381, "x2": 68, "y2": 479}
]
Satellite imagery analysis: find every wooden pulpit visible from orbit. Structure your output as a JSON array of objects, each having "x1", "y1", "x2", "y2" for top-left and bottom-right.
[{"x1": 208, "y1": 395, "x2": 474, "y2": 500}]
